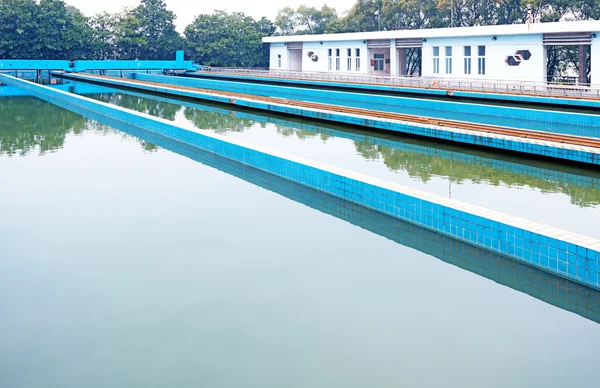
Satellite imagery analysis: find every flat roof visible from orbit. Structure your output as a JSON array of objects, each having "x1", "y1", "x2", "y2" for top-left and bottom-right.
[{"x1": 263, "y1": 20, "x2": 600, "y2": 43}]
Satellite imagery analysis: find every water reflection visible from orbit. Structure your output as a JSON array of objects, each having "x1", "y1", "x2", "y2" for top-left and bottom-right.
[
  {"x1": 82, "y1": 89, "x2": 600, "y2": 209},
  {"x1": 66, "y1": 107, "x2": 600, "y2": 324},
  {"x1": 0, "y1": 95, "x2": 158, "y2": 156}
]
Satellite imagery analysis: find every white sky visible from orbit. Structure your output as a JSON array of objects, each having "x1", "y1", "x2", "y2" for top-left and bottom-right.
[{"x1": 64, "y1": 0, "x2": 355, "y2": 32}]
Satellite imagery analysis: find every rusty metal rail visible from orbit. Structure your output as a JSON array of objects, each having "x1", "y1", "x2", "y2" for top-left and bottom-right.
[{"x1": 68, "y1": 73, "x2": 600, "y2": 149}]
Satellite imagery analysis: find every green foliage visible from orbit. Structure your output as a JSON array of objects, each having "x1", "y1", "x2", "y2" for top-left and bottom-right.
[
  {"x1": 184, "y1": 11, "x2": 274, "y2": 67},
  {"x1": 0, "y1": 0, "x2": 92, "y2": 59},
  {"x1": 275, "y1": 4, "x2": 344, "y2": 35},
  {"x1": 132, "y1": 0, "x2": 183, "y2": 60}
]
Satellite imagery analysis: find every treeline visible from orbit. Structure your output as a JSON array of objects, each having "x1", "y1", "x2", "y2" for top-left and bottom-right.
[
  {"x1": 0, "y1": 0, "x2": 274, "y2": 66},
  {"x1": 277, "y1": 0, "x2": 600, "y2": 34},
  {"x1": 1, "y1": 0, "x2": 599, "y2": 68}
]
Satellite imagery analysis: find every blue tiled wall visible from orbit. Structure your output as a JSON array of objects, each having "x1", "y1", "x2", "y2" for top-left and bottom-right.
[
  {"x1": 55, "y1": 73, "x2": 600, "y2": 166},
  {"x1": 2, "y1": 74, "x2": 599, "y2": 291}
]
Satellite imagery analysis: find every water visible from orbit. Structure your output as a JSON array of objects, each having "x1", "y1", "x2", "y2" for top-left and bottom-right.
[
  {"x1": 69, "y1": 84, "x2": 600, "y2": 238},
  {"x1": 1, "y1": 93, "x2": 600, "y2": 387}
]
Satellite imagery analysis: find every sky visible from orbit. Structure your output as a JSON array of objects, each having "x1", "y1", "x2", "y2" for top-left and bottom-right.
[{"x1": 64, "y1": 0, "x2": 355, "y2": 32}]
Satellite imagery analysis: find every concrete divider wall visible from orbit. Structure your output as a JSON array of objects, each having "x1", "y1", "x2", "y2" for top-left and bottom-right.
[
  {"x1": 3, "y1": 74, "x2": 599, "y2": 290},
  {"x1": 186, "y1": 72, "x2": 600, "y2": 110},
  {"x1": 132, "y1": 73, "x2": 600, "y2": 136},
  {"x1": 57, "y1": 73, "x2": 600, "y2": 166}
]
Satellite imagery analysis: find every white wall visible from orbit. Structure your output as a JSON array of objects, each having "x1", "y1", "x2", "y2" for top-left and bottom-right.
[
  {"x1": 300, "y1": 40, "x2": 368, "y2": 74},
  {"x1": 269, "y1": 43, "x2": 288, "y2": 70},
  {"x1": 289, "y1": 50, "x2": 302, "y2": 71},
  {"x1": 422, "y1": 34, "x2": 545, "y2": 82},
  {"x1": 591, "y1": 32, "x2": 600, "y2": 85}
]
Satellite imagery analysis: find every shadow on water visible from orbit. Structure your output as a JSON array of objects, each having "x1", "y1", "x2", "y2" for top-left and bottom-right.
[
  {"x1": 80, "y1": 86, "x2": 600, "y2": 209},
  {"x1": 33, "y1": 95, "x2": 600, "y2": 325}
]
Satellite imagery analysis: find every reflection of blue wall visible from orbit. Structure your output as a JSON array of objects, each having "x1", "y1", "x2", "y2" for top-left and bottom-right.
[
  {"x1": 4, "y1": 74, "x2": 599, "y2": 291},
  {"x1": 132, "y1": 73, "x2": 600, "y2": 136},
  {"x1": 0, "y1": 83, "x2": 115, "y2": 97},
  {"x1": 66, "y1": 109, "x2": 600, "y2": 325}
]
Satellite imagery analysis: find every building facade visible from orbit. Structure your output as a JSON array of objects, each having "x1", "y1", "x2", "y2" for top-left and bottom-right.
[{"x1": 263, "y1": 20, "x2": 600, "y2": 84}]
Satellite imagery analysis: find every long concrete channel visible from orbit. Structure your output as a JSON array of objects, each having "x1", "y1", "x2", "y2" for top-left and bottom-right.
[
  {"x1": 187, "y1": 71, "x2": 600, "y2": 110},
  {"x1": 2, "y1": 73, "x2": 599, "y2": 290},
  {"x1": 54, "y1": 72, "x2": 600, "y2": 166}
]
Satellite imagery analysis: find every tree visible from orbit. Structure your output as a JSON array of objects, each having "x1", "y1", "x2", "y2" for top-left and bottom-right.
[
  {"x1": 89, "y1": 12, "x2": 119, "y2": 60},
  {"x1": 132, "y1": 0, "x2": 182, "y2": 60},
  {"x1": 185, "y1": 11, "x2": 273, "y2": 67},
  {"x1": 0, "y1": 0, "x2": 40, "y2": 59},
  {"x1": 275, "y1": 4, "x2": 342, "y2": 35}
]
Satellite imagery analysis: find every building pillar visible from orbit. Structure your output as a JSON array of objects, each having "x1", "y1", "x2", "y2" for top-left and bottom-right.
[
  {"x1": 390, "y1": 39, "x2": 398, "y2": 76},
  {"x1": 591, "y1": 34, "x2": 600, "y2": 84},
  {"x1": 399, "y1": 48, "x2": 406, "y2": 76},
  {"x1": 579, "y1": 45, "x2": 588, "y2": 85}
]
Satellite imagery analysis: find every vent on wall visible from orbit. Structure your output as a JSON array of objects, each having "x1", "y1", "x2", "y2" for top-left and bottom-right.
[
  {"x1": 395, "y1": 38, "x2": 423, "y2": 48},
  {"x1": 543, "y1": 32, "x2": 592, "y2": 46},
  {"x1": 367, "y1": 39, "x2": 391, "y2": 48}
]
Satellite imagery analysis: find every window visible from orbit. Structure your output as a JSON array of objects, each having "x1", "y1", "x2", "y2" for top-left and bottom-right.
[
  {"x1": 277, "y1": 54, "x2": 281, "y2": 68},
  {"x1": 356, "y1": 48, "x2": 360, "y2": 57},
  {"x1": 433, "y1": 46, "x2": 439, "y2": 56},
  {"x1": 445, "y1": 58, "x2": 452, "y2": 74},
  {"x1": 336, "y1": 48, "x2": 340, "y2": 57},
  {"x1": 347, "y1": 48, "x2": 352, "y2": 57},
  {"x1": 347, "y1": 57, "x2": 352, "y2": 71},
  {"x1": 328, "y1": 49, "x2": 332, "y2": 56},
  {"x1": 328, "y1": 49, "x2": 332, "y2": 70},
  {"x1": 433, "y1": 46, "x2": 440, "y2": 74},
  {"x1": 374, "y1": 53, "x2": 385, "y2": 71},
  {"x1": 445, "y1": 46, "x2": 452, "y2": 74},
  {"x1": 336, "y1": 58, "x2": 340, "y2": 70},
  {"x1": 356, "y1": 57, "x2": 361, "y2": 72},
  {"x1": 477, "y1": 45, "x2": 486, "y2": 75},
  {"x1": 463, "y1": 46, "x2": 471, "y2": 75}
]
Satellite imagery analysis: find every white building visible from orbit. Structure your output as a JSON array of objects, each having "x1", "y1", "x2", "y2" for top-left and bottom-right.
[{"x1": 263, "y1": 20, "x2": 600, "y2": 84}]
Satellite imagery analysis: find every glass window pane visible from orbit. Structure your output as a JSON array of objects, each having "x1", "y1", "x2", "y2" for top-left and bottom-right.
[
  {"x1": 445, "y1": 46, "x2": 452, "y2": 56},
  {"x1": 464, "y1": 46, "x2": 471, "y2": 56},
  {"x1": 433, "y1": 46, "x2": 439, "y2": 57},
  {"x1": 478, "y1": 45, "x2": 485, "y2": 56}
]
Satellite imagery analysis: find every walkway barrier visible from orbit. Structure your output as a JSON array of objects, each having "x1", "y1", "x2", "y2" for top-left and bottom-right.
[
  {"x1": 200, "y1": 67, "x2": 600, "y2": 99},
  {"x1": 2, "y1": 73, "x2": 599, "y2": 290}
]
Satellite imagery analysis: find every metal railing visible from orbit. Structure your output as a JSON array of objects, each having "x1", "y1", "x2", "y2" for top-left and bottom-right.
[{"x1": 198, "y1": 67, "x2": 600, "y2": 99}]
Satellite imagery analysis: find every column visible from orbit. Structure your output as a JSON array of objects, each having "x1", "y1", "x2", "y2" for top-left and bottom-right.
[
  {"x1": 399, "y1": 48, "x2": 406, "y2": 76},
  {"x1": 589, "y1": 35, "x2": 599, "y2": 85},
  {"x1": 390, "y1": 39, "x2": 398, "y2": 76},
  {"x1": 579, "y1": 45, "x2": 588, "y2": 85}
]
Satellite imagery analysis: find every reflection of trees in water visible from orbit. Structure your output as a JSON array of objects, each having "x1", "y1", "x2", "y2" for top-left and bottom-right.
[
  {"x1": 359, "y1": 142, "x2": 600, "y2": 208},
  {"x1": 0, "y1": 96, "x2": 158, "y2": 156},
  {"x1": 183, "y1": 106, "x2": 256, "y2": 133},
  {"x1": 89, "y1": 93, "x2": 181, "y2": 122}
]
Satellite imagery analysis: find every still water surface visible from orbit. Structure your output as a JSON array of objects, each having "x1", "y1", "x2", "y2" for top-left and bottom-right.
[
  {"x1": 73, "y1": 84, "x2": 600, "y2": 238},
  {"x1": 1, "y1": 94, "x2": 600, "y2": 387}
]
